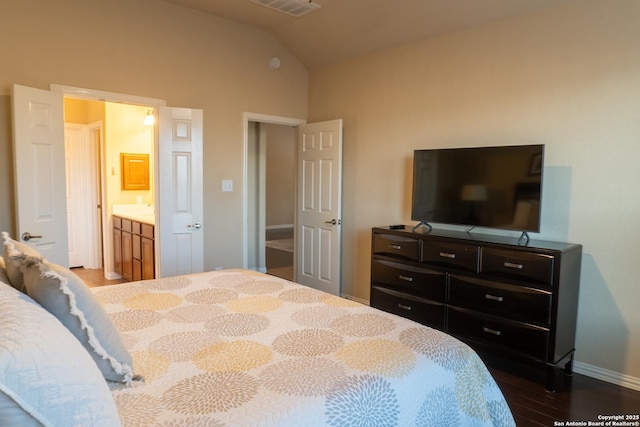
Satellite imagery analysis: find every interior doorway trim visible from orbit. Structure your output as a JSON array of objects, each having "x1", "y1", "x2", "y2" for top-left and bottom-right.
[
  {"x1": 50, "y1": 84, "x2": 166, "y2": 107},
  {"x1": 50, "y1": 84, "x2": 167, "y2": 278},
  {"x1": 241, "y1": 112, "x2": 305, "y2": 271}
]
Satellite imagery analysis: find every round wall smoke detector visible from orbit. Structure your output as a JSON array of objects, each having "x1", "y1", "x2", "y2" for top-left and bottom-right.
[{"x1": 269, "y1": 56, "x2": 281, "y2": 70}]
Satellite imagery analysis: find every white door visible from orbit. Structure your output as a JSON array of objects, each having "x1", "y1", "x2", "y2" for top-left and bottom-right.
[
  {"x1": 157, "y1": 107, "x2": 204, "y2": 277},
  {"x1": 296, "y1": 119, "x2": 343, "y2": 295},
  {"x1": 11, "y1": 84, "x2": 69, "y2": 266}
]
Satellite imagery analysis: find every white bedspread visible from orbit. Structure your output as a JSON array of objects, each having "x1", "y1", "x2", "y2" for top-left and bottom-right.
[{"x1": 93, "y1": 269, "x2": 515, "y2": 426}]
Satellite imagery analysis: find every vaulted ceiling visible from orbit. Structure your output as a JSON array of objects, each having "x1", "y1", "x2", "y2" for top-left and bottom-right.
[{"x1": 164, "y1": 0, "x2": 576, "y2": 69}]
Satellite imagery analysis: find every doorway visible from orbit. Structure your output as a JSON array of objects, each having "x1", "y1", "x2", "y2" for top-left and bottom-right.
[
  {"x1": 63, "y1": 98, "x2": 156, "y2": 278},
  {"x1": 263, "y1": 123, "x2": 296, "y2": 280},
  {"x1": 15, "y1": 84, "x2": 204, "y2": 280},
  {"x1": 243, "y1": 113, "x2": 305, "y2": 280},
  {"x1": 244, "y1": 116, "x2": 344, "y2": 294}
]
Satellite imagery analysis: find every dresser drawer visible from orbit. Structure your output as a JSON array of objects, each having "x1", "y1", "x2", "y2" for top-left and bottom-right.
[
  {"x1": 371, "y1": 259, "x2": 445, "y2": 301},
  {"x1": 481, "y1": 248, "x2": 554, "y2": 285},
  {"x1": 370, "y1": 286, "x2": 445, "y2": 330},
  {"x1": 373, "y1": 233, "x2": 420, "y2": 261},
  {"x1": 449, "y1": 275, "x2": 552, "y2": 326},
  {"x1": 448, "y1": 307, "x2": 549, "y2": 360},
  {"x1": 422, "y1": 241, "x2": 479, "y2": 272}
]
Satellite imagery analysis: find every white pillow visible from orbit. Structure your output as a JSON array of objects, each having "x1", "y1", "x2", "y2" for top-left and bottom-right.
[
  {"x1": 0, "y1": 283, "x2": 121, "y2": 426},
  {"x1": 22, "y1": 259, "x2": 135, "y2": 384}
]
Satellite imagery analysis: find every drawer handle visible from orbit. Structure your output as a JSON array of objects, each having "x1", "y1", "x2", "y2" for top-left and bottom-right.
[
  {"x1": 389, "y1": 244, "x2": 402, "y2": 250},
  {"x1": 398, "y1": 275, "x2": 413, "y2": 282},
  {"x1": 504, "y1": 261, "x2": 524, "y2": 270},
  {"x1": 484, "y1": 294, "x2": 504, "y2": 302},
  {"x1": 439, "y1": 252, "x2": 456, "y2": 259},
  {"x1": 483, "y1": 326, "x2": 502, "y2": 336},
  {"x1": 398, "y1": 303, "x2": 412, "y2": 311}
]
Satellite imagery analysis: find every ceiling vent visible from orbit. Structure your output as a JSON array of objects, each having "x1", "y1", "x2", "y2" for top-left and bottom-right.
[{"x1": 249, "y1": 0, "x2": 321, "y2": 17}]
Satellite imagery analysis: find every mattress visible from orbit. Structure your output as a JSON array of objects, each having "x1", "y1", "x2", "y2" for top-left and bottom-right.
[{"x1": 94, "y1": 269, "x2": 515, "y2": 426}]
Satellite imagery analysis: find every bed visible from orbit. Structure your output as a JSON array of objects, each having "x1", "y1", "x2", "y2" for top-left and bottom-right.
[{"x1": 1, "y1": 233, "x2": 515, "y2": 426}]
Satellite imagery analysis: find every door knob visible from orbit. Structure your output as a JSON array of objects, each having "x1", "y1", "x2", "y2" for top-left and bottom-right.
[
  {"x1": 22, "y1": 232, "x2": 43, "y2": 241},
  {"x1": 187, "y1": 222, "x2": 202, "y2": 230},
  {"x1": 324, "y1": 219, "x2": 341, "y2": 225}
]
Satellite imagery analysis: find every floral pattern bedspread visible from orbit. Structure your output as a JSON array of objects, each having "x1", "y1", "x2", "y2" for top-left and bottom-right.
[{"x1": 94, "y1": 269, "x2": 515, "y2": 426}]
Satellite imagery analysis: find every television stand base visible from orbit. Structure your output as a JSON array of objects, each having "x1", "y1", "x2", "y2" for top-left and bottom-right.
[
  {"x1": 412, "y1": 221, "x2": 433, "y2": 232},
  {"x1": 518, "y1": 231, "x2": 530, "y2": 245}
]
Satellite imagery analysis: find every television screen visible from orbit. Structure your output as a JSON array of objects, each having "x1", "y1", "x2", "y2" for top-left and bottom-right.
[{"x1": 411, "y1": 144, "x2": 544, "y2": 232}]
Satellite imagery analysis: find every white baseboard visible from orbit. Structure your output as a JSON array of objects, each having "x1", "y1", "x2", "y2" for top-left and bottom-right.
[
  {"x1": 341, "y1": 294, "x2": 369, "y2": 305},
  {"x1": 573, "y1": 361, "x2": 640, "y2": 392},
  {"x1": 104, "y1": 271, "x2": 122, "y2": 280},
  {"x1": 266, "y1": 224, "x2": 294, "y2": 230}
]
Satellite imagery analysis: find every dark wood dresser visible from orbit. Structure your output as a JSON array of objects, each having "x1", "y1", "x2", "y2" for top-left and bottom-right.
[{"x1": 370, "y1": 226, "x2": 582, "y2": 391}]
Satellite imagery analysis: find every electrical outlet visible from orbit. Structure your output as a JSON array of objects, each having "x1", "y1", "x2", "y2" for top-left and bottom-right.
[{"x1": 222, "y1": 179, "x2": 233, "y2": 192}]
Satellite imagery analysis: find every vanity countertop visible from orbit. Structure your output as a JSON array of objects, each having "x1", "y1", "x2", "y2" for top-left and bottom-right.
[{"x1": 112, "y1": 204, "x2": 155, "y2": 225}]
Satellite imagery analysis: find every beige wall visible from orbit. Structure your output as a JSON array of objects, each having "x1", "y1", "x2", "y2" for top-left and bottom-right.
[
  {"x1": 0, "y1": 0, "x2": 308, "y2": 267},
  {"x1": 265, "y1": 123, "x2": 295, "y2": 227},
  {"x1": 309, "y1": 0, "x2": 640, "y2": 384}
]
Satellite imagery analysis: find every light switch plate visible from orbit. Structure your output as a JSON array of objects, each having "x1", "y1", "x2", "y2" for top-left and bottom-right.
[{"x1": 222, "y1": 179, "x2": 233, "y2": 192}]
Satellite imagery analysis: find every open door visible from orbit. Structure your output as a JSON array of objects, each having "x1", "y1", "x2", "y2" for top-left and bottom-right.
[
  {"x1": 157, "y1": 107, "x2": 204, "y2": 277},
  {"x1": 296, "y1": 119, "x2": 343, "y2": 295},
  {"x1": 11, "y1": 84, "x2": 69, "y2": 266}
]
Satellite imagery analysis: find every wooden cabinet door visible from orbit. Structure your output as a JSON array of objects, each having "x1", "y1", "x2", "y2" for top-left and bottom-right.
[
  {"x1": 133, "y1": 259, "x2": 142, "y2": 282},
  {"x1": 122, "y1": 231, "x2": 133, "y2": 281},
  {"x1": 113, "y1": 228, "x2": 122, "y2": 275},
  {"x1": 141, "y1": 237, "x2": 155, "y2": 280},
  {"x1": 132, "y1": 233, "x2": 142, "y2": 281}
]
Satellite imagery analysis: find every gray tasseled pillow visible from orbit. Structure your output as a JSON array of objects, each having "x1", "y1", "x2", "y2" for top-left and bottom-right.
[{"x1": 22, "y1": 258, "x2": 135, "y2": 384}]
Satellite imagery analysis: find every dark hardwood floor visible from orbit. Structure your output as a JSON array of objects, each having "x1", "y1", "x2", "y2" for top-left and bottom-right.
[{"x1": 490, "y1": 366, "x2": 640, "y2": 426}]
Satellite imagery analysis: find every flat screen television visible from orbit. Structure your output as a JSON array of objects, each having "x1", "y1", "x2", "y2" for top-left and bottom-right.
[{"x1": 411, "y1": 144, "x2": 544, "y2": 232}]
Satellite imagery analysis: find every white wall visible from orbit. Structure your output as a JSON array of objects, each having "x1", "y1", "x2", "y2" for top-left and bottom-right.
[{"x1": 308, "y1": 0, "x2": 640, "y2": 387}]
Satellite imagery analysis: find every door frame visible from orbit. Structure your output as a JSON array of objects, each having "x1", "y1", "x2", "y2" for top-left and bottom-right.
[
  {"x1": 50, "y1": 84, "x2": 166, "y2": 277},
  {"x1": 87, "y1": 120, "x2": 105, "y2": 270},
  {"x1": 241, "y1": 112, "x2": 305, "y2": 273}
]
